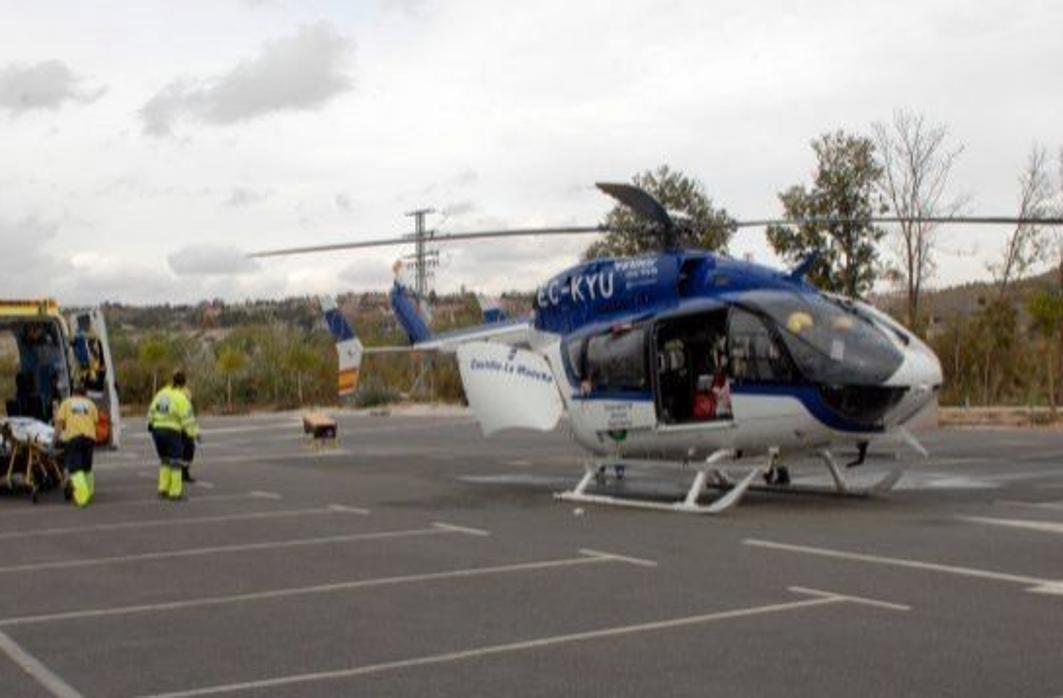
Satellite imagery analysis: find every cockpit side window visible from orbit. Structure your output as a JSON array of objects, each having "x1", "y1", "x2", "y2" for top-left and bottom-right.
[
  {"x1": 727, "y1": 308, "x2": 795, "y2": 384},
  {"x1": 742, "y1": 290, "x2": 904, "y2": 386}
]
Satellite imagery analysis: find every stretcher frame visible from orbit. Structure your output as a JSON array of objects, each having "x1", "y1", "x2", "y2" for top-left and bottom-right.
[{"x1": 1, "y1": 423, "x2": 66, "y2": 504}]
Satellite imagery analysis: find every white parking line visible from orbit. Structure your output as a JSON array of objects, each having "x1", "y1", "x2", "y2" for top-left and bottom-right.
[
  {"x1": 6, "y1": 492, "x2": 284, "y2": 512},
  {"x1": 744, "y1": 538, "x2": 1061, "y2": 593},
  {"x1": 578, "y1": 548, "x2": 658, "y2": 568},
  {"x1": 206, "y1": 450, "x2": 354, "y2": 464},
  {"x1": 125, "y1": 423, "x2": 302, "y2": 441},
  {"x1": 0, "y1": 629, "x2": 83, "y2": 697},
  {"x1": 0, "y1": 523, "x2": 479, "y2": 575},
  {"x1": 787, "y1": 586, "x2": 911, "y2": 612},
  {"x1": 430, "y1": 522, "x2": 490, "y2": 537},
  {"x1": 0, "y1": 549, "x2": 644, "y2": 627},
  {"x1": 112, "y1": 492, "x2": 282, "y2": 507},
  {"x1": 328, "y1": 504, "x2": 371, "y2": 515},
  {"x1": 996, "y1": 499, "x2": 1063, "y2": 511},
  {"x1": 961, "y1": 516, "x2": 1063, "y2": 535},
  {"x1": 139, "y1": 587, "x2": 905, "y2": 698},
  {"x1": 0, "y1": 506, "x2": 367, "y2": 541}
]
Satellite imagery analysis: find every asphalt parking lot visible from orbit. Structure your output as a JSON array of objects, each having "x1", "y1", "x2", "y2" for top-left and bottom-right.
[{"x1": 1, "y1": 409, "x2": 1063, "y2": 697}]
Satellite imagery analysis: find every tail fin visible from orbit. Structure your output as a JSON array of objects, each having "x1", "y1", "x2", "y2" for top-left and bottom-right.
[
  {"x1": 477, "y1": 295, "x2": 507, "y2": 324},
  {"x1": 389, "y1": 281, "x2": 433, "y2": 345},
  {"x1": 319, "y1": 296, "x2": 363, "y2": 398}
]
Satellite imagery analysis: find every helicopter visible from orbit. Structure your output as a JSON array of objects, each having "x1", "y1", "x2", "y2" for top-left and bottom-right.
[{"x1": 254, "y1": 183, "x2": 1057, "y2": 514}]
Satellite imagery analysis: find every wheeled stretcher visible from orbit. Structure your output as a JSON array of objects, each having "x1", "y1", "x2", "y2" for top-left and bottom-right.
[{"x1": 1, "y1": 418, "x2": 65, "y2": 503}]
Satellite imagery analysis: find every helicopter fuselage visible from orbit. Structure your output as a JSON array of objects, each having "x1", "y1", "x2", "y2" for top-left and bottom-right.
[{"x1": 527, "y1": 250, "x2": 942, "y2": 462}]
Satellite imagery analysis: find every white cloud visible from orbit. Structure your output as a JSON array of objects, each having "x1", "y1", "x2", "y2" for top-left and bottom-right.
[
  {"x1": 1, "y1": 0, "x2": 1060, "y2": 306},
  {"x1": 168, "y1": 244, "x2": 260, "y2": 276},
  {"x1": 226, "y1": 187, "x2": 270, "y2": 208},
  {"x1": 440, "y1": 200, "x2": 475, "y2": 218},
  {"x1": 334, "y1": 193, "x2": 354, "y2": 213},
  {"x1": 140, "y1": 22, "x2": 354, "y2": 136},
  {"x1": 0, "y1": 60, "x2": 105, "y2": 114},
  {"x1": 0, "y1": 217, "x2": 65, "y2": 285},
  {"x1": 448, "y1": 168, "x2": 478, "y2": 188},
  {"x1": 338, "y1": 257, "x2": 395, "y2": 289}
]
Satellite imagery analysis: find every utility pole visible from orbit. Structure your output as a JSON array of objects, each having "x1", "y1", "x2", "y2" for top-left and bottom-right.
[
  {"x1": 405, "y1": 208, "x2": 437, "y2": 301},
  {"x1": 404, "y1": 208, "x2": 437, "y2": 400}
]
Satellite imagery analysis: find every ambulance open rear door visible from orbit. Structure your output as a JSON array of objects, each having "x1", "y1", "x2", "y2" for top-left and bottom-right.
[{"x1": 68, "y1": 307, "x2": 121, "y2": 448}]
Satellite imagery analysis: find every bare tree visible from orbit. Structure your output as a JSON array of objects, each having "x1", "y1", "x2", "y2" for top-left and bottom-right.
[
  {"x1": 1057, "y1": 148, "x2": 1063, "y2": 289},
  {"x1": 872, "y1": 110, "x2": 964, "y2": 329},
  {"x1": 989, "y1": 145, "x2": 1055, "y2": 299}
]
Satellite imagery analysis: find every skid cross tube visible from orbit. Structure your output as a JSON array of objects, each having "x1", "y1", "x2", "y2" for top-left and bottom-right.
[{"x1": 555, "y1": 449, "x2": 766, "y2": 515}]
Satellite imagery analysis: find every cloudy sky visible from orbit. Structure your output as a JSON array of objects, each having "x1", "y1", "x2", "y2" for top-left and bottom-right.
[{"x1": 0, "y1": 0, "x2": 1060, "y2": 305}]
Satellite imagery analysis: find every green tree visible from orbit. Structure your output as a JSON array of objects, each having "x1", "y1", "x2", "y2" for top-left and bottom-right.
[
  {"x1": 1027, "y1": 289, "x2": 1063, "y2": 417},
  {"x1": 138, "y1": 335, "x2": 172, "y2": 394},
  {"x1": 284, "y1": 343, "x2": 320, "y2": 405},
  {"x1": 767, "y1": 131, "x2": 887, "y2": 298},
  {"x1": 216, "y1": 345, "x2": 248, "y2": 412},
  {"x1": 974, "y1": 298, "x2": 1018, "y2": 405},
  {"x1": 583, "y1": 165, "x2": 734, "y2": 259}
]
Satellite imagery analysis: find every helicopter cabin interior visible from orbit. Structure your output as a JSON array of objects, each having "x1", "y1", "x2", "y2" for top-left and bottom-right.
[
  {"x1": 565, "y1": 303, "x2": 801, "y2": 427},
  {"x1": 654, "y1": 309, "x2": 732, "y2": 424}
]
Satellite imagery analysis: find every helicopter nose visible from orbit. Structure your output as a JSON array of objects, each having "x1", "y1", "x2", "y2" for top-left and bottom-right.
[
  {"x1": 883, "y1": 337, "x2": 943, "y2": 426},
  {"x1": 886, "y1": 339, "x2": 942, "y2": 388}
]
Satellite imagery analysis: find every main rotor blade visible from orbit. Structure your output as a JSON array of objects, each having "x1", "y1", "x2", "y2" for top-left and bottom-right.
[
  {"x1": 249, "y1": 214, "x2": 1063, "y2": 259},
  {"x1": 735, "y1": 215, "x2": 1063, "y2": 228},
  {"x1": 249, "y1": 225, "x2": 607, "y2": 258},
  {"x1": 595, "y1": 182, "x2": 674, "y2": 229}
]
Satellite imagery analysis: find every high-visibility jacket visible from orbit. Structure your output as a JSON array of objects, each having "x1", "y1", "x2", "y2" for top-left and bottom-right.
[
  {"x1": 180, "y1": 387, "x2": 200, "y2": 439},
  {"x1": 147, "y1": 385, "x2": 195, "y2": 434},
  {"x1": 56, "y1": 395, "x2": 98, "y2": 442}
]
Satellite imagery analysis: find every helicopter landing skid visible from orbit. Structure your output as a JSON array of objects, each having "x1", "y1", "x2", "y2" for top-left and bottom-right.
[
  {"x1": 555, "y1": 449, "x2": 766, "y2": 515},
  {"x1": 715, "y1": 450, "x2": 903, "y2": 498}
]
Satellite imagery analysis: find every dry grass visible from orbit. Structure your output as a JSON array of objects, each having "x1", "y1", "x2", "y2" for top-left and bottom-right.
[{"x1": 940, "y1": 406, "x2": 1063, "y2": 430}]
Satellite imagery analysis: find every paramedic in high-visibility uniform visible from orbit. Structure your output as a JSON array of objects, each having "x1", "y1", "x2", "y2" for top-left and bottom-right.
[
  {"x1": 147, "y1": 371, "x2": 197, "y2": 501},
  {"x1": 178, "y1": 384, "x2": 199, "y2": 483},
  {"x1": 55, "y1": 382, "x2": 99, "y2": 507}
]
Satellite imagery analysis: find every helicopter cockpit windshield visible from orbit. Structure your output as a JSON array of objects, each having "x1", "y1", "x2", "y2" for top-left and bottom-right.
[{"x1": 740, "y1": 290, "x2": 903, "y2": 386}]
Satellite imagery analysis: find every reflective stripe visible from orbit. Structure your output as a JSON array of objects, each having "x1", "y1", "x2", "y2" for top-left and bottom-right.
[{"x1": 148, "y1": 386, "x2": 192, "y2": 432}]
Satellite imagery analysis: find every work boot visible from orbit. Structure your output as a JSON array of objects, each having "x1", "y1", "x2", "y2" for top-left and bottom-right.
[
  {"x1": 70, "y1": 471, "x2": 91, "y2": 507},
  {"x1": 86, "y1": 472, "x2": 95, "y2": 500},
  {"x1": 168, "y1": 466, "x2": 184, "y2": 500},
  {"x1": 157, "y1": 465, "x2": 171, "y2": 498}
]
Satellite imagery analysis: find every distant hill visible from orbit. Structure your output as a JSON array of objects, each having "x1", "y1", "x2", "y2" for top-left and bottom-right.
[{"x1": 873, "y1": 266, "x2": 1061, "y2": 328}]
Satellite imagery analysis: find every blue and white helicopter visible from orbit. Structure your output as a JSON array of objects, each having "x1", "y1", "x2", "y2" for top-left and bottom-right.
[{"x1": 255, "y1": 183, "x2": 1016, "y2": 514}]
